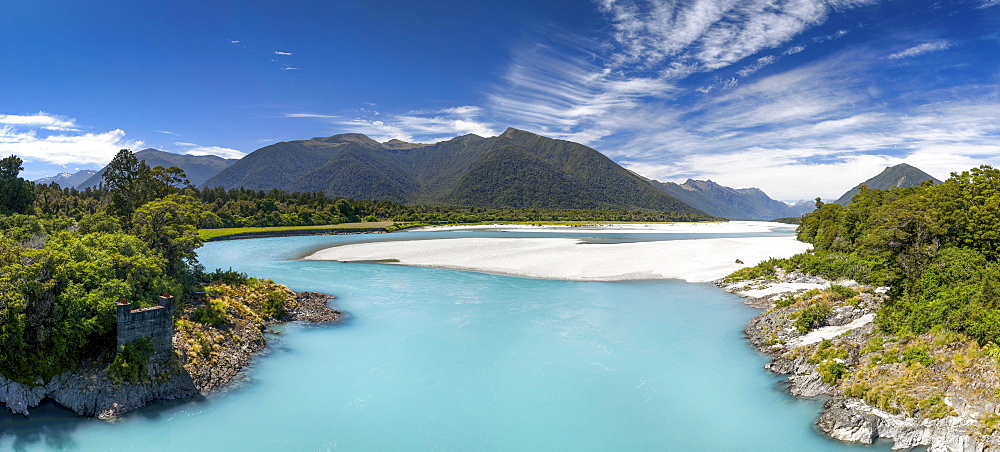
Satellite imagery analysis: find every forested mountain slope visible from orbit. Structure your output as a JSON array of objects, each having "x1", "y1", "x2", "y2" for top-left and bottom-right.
[{"x1": 204, "y1": 128, "x2": 703, "y2": 213}]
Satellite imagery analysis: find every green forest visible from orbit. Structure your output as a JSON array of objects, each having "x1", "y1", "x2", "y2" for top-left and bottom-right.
[
  {"x1": 736, "y1": 165, "x2": 1000, "y2": 346},
  {"x1": 0, "y1": 151, "x2": 214, "y2": 382}
]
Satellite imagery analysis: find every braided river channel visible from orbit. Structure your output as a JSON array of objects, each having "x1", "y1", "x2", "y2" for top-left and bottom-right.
[{"x1": 1, "y1": 227, "x2": 890, "y2": 451}]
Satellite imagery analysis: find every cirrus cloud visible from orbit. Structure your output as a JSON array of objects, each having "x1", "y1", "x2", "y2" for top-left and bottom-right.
[{"x1": 887, "y1": 41, "x2": 950, "y2": 59}]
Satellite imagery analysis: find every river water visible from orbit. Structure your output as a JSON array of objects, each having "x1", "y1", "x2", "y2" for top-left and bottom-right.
[{"x1": 0, "y1": 228, "x2": 887, "y2": 451}]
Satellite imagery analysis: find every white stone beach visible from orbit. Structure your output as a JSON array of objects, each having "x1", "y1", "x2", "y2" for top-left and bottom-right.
[{"x1": 304, "y1": 222, "x2": 811, "y2": 283}]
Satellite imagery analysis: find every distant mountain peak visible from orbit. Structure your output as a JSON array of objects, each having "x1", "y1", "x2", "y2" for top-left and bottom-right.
[
  {"x1": 500, "y1": 127, "x2": 537, "y2": 139},
  {"x1": 33, "y1": 169, "x2": 98, "y2": 189},
  {"x1": 834, "y1": 163, "x2": 941, "y2": 205},
  {"x1": 77, "y1": 150, "x2": 239, "y2": 189},
  {"x1": 382, "y1": 139, "x2": 429, "y2": 150},
  {"x1": 683, "y1": 179, "x2": 720, "y2": 187},
  {"x1": 652, "y1": 178, "x2": 806, "y2": 220},
  {"x1": 310, "y1": 133, "x2": 381, "y2": 147}
]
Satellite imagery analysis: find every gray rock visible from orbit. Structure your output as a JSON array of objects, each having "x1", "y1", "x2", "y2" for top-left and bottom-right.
[{"x1": 1, "y1": 291, "x2": 344, "y2": 419}]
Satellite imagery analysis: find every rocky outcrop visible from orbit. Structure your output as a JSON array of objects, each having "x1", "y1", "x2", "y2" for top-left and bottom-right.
[
  {"x1": 281, "y1": 291, "x2": 345, "y2": 324},
  {"x1": 1, "y1": 291, "x2": 343, "y2": 419},
  {"x1": 817, "y1": 397, "x2": 989, "y2": 451},
  {"x1": 0, "y1": 363, "x2": 197, "y2": 419},
  {"x1": 727, "y1": 273, "x2": 1000, "y2": 451},
  {"x1": 177, "y1": 290, "x2": 342, "y2": 394}
]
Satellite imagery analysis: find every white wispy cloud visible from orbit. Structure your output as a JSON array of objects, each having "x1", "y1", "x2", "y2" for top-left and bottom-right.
[
  {"x1": 487, "y1": 41, "x2": 675, "y2": 143},
  {"x1": 611, "y1": 51, "x2": 1000, "y2": 199},
  {"x1": 280, "y1": 66, "x2": 298, "y2": 71},
  {"x1": 813, "y1": 28, "x2": 849, "y2": 43},
  {"x1": 155, "y1": 129, "x2": 179, "y2": 136},
  {"x1": 598, "y1": 0, "x2": 874, "y2": 74},
  {"x1": 174, "y1": 142, "x2": 246, "y2": 159},
  {"x1": 339, "y1": 105, "x2": 499, "y2": 142},
  {"x1": 283, "y1": 113, "x2": 339, "y2": 119},
  {"x1": 0, "y1": 112, "x2": 79, "y2": 131},
  {"x1": 284, "y1": 106, "x2": 497, "y2": 142},
  {"x1": 341, "y1": 119, "x2": 412, "y2": 141},
  {"x1": 0, "y1": 125, "x2": 142, "y2": 166},
  {"x1": 784, "y1": 45, "x2": 806, "y2": 55},
  {"x1": 737, "y1": 55, "x2": 777, "y2": 76},
  {"x1": 274, "y1": 51, "x2": 293, "y2": 55},
  {"x1": 887, "y1": 41, "x2": 950, "y2": 59},
  {"x1": 483, "y1": 1, "x2": 874, "y2": 146}
]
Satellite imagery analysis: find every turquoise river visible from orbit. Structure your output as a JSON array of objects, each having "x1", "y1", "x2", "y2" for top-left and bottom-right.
[{"x1": 0, "y1": 227, "x2": 890, "y2": 451}]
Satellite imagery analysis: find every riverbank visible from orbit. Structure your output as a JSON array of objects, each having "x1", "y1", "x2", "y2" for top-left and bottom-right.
[
  {"x1": 720, "y1": 270, "x2": 1000, "y2": 451},
  {"x1": 0, "y1": 288, "x2": 344, "y2": 419},
  {"x1": 199, "y1": 222, "x2": 406, "y2": 241}
]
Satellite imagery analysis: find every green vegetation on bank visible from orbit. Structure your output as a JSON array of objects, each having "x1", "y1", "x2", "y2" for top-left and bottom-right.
[
  {"x1": 0, "y1": 150, "x2": 210, "y2": 383},
  {"x1": 798, "y1": 165, "x2": 1000, "y2": 343},
  {"x1": 732, "y1": 165, "x2": 1000, "y2": 344},
  {"x1": 730, "y1": 164, "x2": 1000, "y2": 424},
  {"x1": 197, "y1": 222, "x2": 399, "y2": 241}
]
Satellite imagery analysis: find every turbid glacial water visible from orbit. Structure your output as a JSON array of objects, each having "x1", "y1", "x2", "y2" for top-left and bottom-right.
[{"x1": 0, "y1": 228, "x2": 888, "y2": 451}]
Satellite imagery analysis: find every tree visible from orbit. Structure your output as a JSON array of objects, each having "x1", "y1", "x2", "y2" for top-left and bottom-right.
[
  {"x1": 132, "y1": 194, "x2": 219, "y2": 275},
  {"x1": 103, "y1": 149, "x2": 150, "y2": 222},
  {"x1": 0, "y1": 155, "x2": 35, "y2": 215},
  {"x1": 102, "y1": 149, "x2": 191, "y2": 224}
]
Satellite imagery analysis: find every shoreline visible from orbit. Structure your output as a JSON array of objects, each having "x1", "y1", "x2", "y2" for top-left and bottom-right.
[
  {"x1": 0, "y1": 290, "x2": 344, "y2": 419},
  {"x1": 407, "y1": 220, "x2": 792, "y2": 234},
  {"x1": 205, "y1": 227, "x2": 389, "y2": 241},
  {"x1": 722, "y1": 271, "x2": 1000, "y2": 450}
]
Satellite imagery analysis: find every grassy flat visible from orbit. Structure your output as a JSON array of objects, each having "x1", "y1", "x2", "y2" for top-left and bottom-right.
[{"x1": 199, "y1": 222, "x2": 396, "y2": 240}]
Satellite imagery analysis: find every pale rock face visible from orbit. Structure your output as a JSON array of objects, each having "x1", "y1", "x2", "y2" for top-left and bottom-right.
[
  {"x1": 0, "y1": 364, "x2": 197, "y2": 419},
  {"x1": 818, "y1": 397, "x2": 984, "y2": 451}
]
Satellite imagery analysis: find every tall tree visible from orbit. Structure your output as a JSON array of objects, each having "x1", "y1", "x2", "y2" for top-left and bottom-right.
[
  {"x1": 102, "y1": 149, "x2": 190, "y2": 223},
  {"x1": 0, "y1": 155, "x2": 35, "y2": 215},
  {"x1": 132, "y1": 194, "x2": 219, "y2": 275},
  {"x1": 102, "y1": 149, "x2": 150, "y2": 222}
]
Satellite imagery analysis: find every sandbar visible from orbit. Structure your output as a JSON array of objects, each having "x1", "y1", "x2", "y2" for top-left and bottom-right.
[
  {"x1": 304, "y1": 223, "x2": 810, "y2": 283},
  {"x1": 410, "y1": 220, "x2": 795, "y2": 235}
]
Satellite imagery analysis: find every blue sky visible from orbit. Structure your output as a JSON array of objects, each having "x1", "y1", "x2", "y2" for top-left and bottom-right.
[{"x1": 3, "y1": 0, "x2": 998, "y2": 200}]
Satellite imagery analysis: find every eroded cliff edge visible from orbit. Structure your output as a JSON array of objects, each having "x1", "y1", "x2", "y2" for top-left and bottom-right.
[
  {"x1": 0, "y1": 288, "x2": 343, "y2": 419},
  {"x1": 721, "y1": 270, "x2": 1000, "y2": 451}
]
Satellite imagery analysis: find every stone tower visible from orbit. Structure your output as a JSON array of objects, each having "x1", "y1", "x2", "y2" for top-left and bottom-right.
[{"x1": 115, "y1": 294, "x2": 174, "y2": 362}]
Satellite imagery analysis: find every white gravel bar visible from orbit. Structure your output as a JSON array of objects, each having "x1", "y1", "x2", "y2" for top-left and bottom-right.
[{"x1": 304, "y1": 222, "x2": 810, "y2": 283}]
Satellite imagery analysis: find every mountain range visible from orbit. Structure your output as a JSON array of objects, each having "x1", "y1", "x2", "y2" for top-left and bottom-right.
[
  {"x1": 833, "y1": 163, "x2": 941, "y2": 205},
  {"x1": 76, "y1": 149, "x2": 239, "y2": 189},
  {"x1": 205, "y1": 128, "x2": 705, "y2": 214},
  {"x1": 33, "y1": 170, "x2": 98, "y2": 188},
  {"x1": 35, "y1": 131, "x2": 939, "y2": 220},
  {"x1": 651, "y1": 179, "x2": 808, "y2": 220}
]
